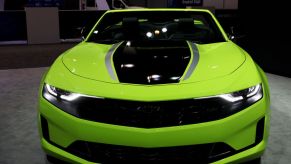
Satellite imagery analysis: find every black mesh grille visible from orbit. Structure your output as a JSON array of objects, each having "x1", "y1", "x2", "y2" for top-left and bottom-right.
[
  {"x1": 76, "y1": 98, "x2": 243, "y2": 128},
  {"x1": 66, "y1": 141, "x2": 234, "y2": 163}
]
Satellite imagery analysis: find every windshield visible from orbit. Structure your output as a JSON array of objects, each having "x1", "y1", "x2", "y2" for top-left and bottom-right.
[{"x1": 87, "y1": 11, "x2": 226, "y2": 44}]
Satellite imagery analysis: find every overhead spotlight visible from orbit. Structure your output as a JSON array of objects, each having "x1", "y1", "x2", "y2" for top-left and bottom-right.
[
  {"x1": 162, "y1": 27, "x2": 167, "y2": 33},
  {"x1": 146, "y1": 32, "x2": 153, "y2": 38}
]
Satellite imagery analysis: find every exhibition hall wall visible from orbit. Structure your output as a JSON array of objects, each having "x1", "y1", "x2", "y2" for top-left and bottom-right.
[{"x1": 237, "y1": 0, "x2": 291, "y2": 78}]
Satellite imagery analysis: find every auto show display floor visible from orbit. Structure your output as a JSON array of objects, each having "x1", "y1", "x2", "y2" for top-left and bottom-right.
[
  {"x1": 0, "y1": 43, "x2": 75, "y2": 69},
  {"x1": 0, "y1": 67, "x2": 290, "y2": 164}
]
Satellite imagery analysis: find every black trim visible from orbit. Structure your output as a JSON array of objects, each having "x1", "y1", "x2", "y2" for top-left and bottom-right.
[
  {"x1": 41, "y1": 115, "x2": 49, "y2": 141},
  {"x1": 66, "y1": 141, "x2": 234, "y2": 163},
  {"x1": 255, "y1": 117, "x2": 265, "y2": 143},
  {"x1": 67, "y1": 97, "x2": 263, "y2": 128},
  {"x1": 113, "y1": 40, "x2": 191, "y2": 84},
  {"x1": 46, "y1": 155, "x2": 70, "y2": 164}
]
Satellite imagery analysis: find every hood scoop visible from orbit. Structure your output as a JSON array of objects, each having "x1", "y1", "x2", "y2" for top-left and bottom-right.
[{"x1": 113, "y1": 40, "x2": 191, "y2": 84}]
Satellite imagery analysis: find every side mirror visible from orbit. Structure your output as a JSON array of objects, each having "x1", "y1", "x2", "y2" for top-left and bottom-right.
[
  {"x1": 228, "y1": 34, "x2": 236, "y2": 41},
  {"x1": 80, "y1": 26, "x2": 90, "y2": 40},
  {"x1": 227, "y1": 26, "x2": 246, "y2": 43},
  {"x1": 228, "y1": 26, "x2": 235, "y2": 40}
]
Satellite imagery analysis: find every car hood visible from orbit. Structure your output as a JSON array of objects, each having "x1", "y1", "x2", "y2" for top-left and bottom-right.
[{"x1": 62, "y1": 41, "x2": 246, "y2": 84}]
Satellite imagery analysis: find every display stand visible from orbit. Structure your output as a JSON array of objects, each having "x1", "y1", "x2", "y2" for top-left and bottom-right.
[{"x1": 25, "y1": 7, "x2": 60, "y2": 44}]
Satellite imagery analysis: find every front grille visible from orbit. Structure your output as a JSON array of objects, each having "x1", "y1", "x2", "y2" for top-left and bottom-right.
[
  {"x1": 66, "y1": 141, "x2": 234, "y2": 163},
  {"x1": 76, "y1": 98, "x2": 242, "y2": 128}
]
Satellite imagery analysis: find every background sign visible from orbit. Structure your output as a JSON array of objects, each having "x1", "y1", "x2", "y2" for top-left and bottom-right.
[
  {"x1": 168, "y1": 0, "x2": 203, "y2": 8},
  {"x1": 27, "y1": 0, "x2": 63, "y2": 7}
]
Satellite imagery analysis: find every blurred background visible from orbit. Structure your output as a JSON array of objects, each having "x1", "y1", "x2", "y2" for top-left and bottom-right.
[{"x1": 0, "y1": 0, "x2": 290, "y2": 76}]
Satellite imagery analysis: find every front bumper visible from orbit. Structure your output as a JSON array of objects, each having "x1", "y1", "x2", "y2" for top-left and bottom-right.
[{"x1": 38, "y1": 95, "x2": 269, "y2": 163}]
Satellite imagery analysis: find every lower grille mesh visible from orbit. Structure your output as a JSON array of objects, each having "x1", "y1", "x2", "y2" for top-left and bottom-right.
[{"x1": 67, "y1": 141, "x2": 234, "y2": 163}]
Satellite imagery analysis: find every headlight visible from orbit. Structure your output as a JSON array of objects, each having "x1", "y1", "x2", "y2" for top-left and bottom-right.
[
  {"x1": 196, "y1": 84, "x2": 263, "y2": 114},
  {"x1": 44, "y1": 84, "x2": 82, "y2": 101},
  {"x1": 216, "y1": 84, "x2": 262, "y2": 103},
  {"x1": 43, "y1": 84, "x2": 103, "y2": 116}
]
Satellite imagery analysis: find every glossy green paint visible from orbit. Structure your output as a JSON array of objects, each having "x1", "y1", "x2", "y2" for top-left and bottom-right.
[
  {"x1": 62, "y1": 42, "x2": 246, "y2": 85},
  {"x1": 38, "y1": 8, "x2": 270, "y2": 163},
  {"x1": 39, "y1": 93, "x2": 267, "y2": 148},
  {"x1": 46, "y1": 49, "x2": 259, "y2": 101},
  {"x1": 39, "y1": 93, "x2": 270, "y2": 164}
]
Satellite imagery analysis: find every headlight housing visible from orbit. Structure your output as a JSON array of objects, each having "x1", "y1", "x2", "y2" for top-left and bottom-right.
[
  {"x1": 199, "y1": 84, "x2": 262, "y2": 103},
  {"x1": 195, "y1": 84, "x2": 263, "y2": 115},
  {"x1": 43, "y1": 84, "x2": 103, "y2": 116},
  {"x1": 42, "y1": 83, "x2": 263, "y2": 124}
]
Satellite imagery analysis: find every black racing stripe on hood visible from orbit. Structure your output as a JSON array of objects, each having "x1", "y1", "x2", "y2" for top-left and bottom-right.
[{"x1": 113, "y1": 40, "x2": 191, "y2": 84}]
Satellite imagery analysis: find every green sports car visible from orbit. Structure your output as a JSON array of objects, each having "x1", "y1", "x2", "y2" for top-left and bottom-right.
[{"x1": 38, "y1": 9, "x2": 270, "y2": 163}]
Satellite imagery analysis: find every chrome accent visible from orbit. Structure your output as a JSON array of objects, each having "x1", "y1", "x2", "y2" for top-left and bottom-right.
[
  {"x1": 184, "y1": 42, "x2": 200, "y2": 80},
  {"x1": 105, "y1": 42, "x2": 123, "y2": 81}
]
